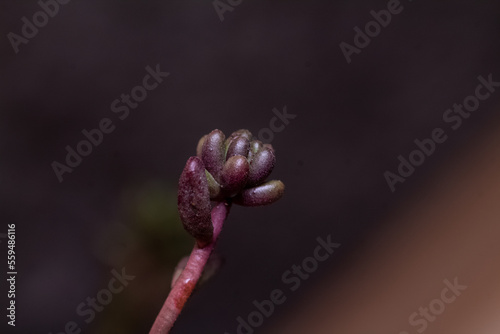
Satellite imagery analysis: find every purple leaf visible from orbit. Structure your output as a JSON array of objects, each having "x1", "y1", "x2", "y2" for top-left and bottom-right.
[
  {"x1": 178, "y1": 156, "x2": 213, "y2": 243},
  {"x1": 201, "y1": 129, "x2": 226, "y2": 182},
  {"x1": 233, "y1": 180, "x2": 285, "y2": 206},
  {"x1": 226, "y1": 135, "x2": 250, "y2": 160},
  {"x1": 221, "y1": 155, "x2": 249, "y2": 197},
  {"x1": 247, "y1": 145, "x2": 276, "y2": 186}
]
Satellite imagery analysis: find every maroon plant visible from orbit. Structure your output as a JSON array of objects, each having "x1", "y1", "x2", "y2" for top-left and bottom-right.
[{"x1": 149, "y1": 129, "x2": 285, "y2": 333}]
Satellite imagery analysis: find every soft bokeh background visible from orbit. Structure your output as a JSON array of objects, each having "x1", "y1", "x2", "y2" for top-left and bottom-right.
[{"x1": 1, "y1": 1, "x2": 500, "y2": 333}]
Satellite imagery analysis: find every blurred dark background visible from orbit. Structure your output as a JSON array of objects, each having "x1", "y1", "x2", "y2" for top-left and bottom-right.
[{"x1": 1, "y1": 0, "x2": 500, "y2": 333}]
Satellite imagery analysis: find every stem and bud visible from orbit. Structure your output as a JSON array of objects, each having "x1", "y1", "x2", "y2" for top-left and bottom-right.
[{"x1": 150, "y1": 129, "x2": 285, "y2": 333}]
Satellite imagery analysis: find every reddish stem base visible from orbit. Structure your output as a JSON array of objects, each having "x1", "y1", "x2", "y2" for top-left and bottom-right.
[{"x1": 149, "y1": 201, "x2": 230, "y2": 334}]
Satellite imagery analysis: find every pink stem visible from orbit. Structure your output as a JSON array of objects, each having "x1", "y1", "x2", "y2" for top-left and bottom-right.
[{"x1": 149, "y1": 201, "x2": 230, "y2": 334}]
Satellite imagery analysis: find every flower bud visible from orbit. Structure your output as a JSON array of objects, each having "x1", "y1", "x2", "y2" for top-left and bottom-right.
[
  {"x1": 201, "y1": 129, "x2": 226, "y2": 182},
  {"x1": 178, "y1": 157, "x2": 213, "y2": 243},
  {"x1": 233, "y1": 180, "x2": 285, "y2": 206}
]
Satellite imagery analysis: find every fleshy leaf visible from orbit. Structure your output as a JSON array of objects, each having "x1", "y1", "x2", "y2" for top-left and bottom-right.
[
  {"x1": 247, "y1": 145, "x2": 275, "y2": 186},
  {"x1": 226, "y1": 135, "x2": 250, "y2": 160},
  {"x1": 227, "y1": 129, "x2": 252, "y2": 142},
  {"x1": 221, "y1": 155, "x2": 249, "y2": 197},
  {"x1": 233, "y1": 180, "x2": 285, "y2": 206},
  {"x1": 201, "y1": 129, "x2": 226, "y2": 182},
  {"x1": 178, "y1": 156, "x2": 213, "y2": 243}
]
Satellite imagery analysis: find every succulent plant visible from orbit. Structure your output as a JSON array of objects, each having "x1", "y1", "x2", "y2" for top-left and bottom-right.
[
  {"x1": 151, "y1": 129, "x2": 285, "y2": 334},
  {"x1": 178, "y1": 129, "x2": 285, "y2": 245}
]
